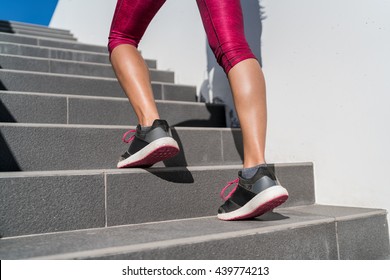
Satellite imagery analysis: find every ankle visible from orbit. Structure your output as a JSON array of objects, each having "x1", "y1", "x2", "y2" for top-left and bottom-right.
[
  {"x1": 138, "y1": 116, "x2": 159, "y2": 127},
  {"x1": 243, "y1": 160, "x2": 266, "y2": 169},
  {"x1": 241, "y1": 163, "x2": 267, "y2": 179}
]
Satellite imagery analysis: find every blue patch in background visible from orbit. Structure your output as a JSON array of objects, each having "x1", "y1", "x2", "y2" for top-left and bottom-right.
[{"x1": 0, "y1": 0, "x2": 59, "y2": 26}]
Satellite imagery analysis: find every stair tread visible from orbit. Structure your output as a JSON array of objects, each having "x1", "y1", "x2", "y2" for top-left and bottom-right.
[
  {"x1": 0, "y1": 162, "x2": 312, "y2": 177},
  {"x1": 0, "y1": 121, "x2": 232, "y2": 129},
  {"x1": 0, "y1": 20, "x2": 72, "y2": 34},
  {"x1": 0, "y1": 29, "x2": 77, "y2": 41},
  {"x1": 0, "y1": 69, "x2": 193, "y2": 87},
  {"x1": 0, "y1": 40, "x2": 116, "y2": 56},
  {"x1": 0, "y1": 205, "x2": 385, "y2": 259},
  {"x1": 0, "y1": 32, "x2": 104, "y2": 47},
  {"x1": 0, "y1": 163, "x2": 315, "y2": 237},
  {"x1": 0, "y1": 53, "x2": 114, "y2": 66},
  {"x1": 0, "y1": 54, "x2": 174, "y2": 81},
  {"x1": 0, "y1": 90, "x2": 214, "y2": 105},
  {"x1": 0, "y1": 33, "x2": 108, "y2": 53},
  {"x1": 0, "y1": 53, "x2": 169, "y2": 72},
  {"x1": 0, "y1": 122, "x2": 243, "y2": 170}
]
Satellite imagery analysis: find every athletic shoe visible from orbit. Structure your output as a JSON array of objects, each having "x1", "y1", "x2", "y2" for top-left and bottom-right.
[
  {"x1": 217, "y1": 164, "x2": 289, "y2": 220},
  {"x1": 117, "y1": 119, "x2": 180, "y2": 168}
]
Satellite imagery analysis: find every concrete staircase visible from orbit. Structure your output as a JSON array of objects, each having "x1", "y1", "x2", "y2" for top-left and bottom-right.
[{"x1": 0, "y1": 21, "x2": 389, "y2": 260}]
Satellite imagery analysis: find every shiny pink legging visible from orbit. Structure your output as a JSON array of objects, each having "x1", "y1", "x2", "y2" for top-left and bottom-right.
[{"x1": 108, "y1": 0, "x2": 256, "y2": 74}]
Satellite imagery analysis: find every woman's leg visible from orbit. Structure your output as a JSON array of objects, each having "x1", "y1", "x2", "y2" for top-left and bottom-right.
[
  {"x1": 196, "y1": 0, "x2": 266, "y2": 168},
  {"x1": 108, "y1": 0, "x2": 166, "y2": 126},
  {"x1": 227, "y1": 59, "x2": 267, "y2": 168},
  {"x1": 197, "y1": 0, "x2": 288, "y2": 220},
  {"x1": 110, "y1": 45, "x2": 159, "y2": 126},
  {"x1": 108, "y1": 0, "x2": 179, "y2": 168}
]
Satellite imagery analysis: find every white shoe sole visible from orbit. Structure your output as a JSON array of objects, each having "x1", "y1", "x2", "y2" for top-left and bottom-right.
[
  {"x1": 117, "y1": 137, "x2": 180, "y2": 168},
  {"x1": 217, "y1": 185, "x2": 289, "y2": 221}
]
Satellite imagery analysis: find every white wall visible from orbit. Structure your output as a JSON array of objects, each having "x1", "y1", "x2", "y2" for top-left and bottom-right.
[
  {"x1": 50, "y1": 1, "x2": 390, "y2": 223},
  {"x1": 50, "y1": 0, "x2": 116, "y2": 46},
  {"x1": 261, "y1": 0, "x2": 390, "y2": 215}
]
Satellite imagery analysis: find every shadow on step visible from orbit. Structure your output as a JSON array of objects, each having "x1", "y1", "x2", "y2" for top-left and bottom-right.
[
  {"x1": 255, "y1": 211, "x2": 290, "y2": 222},
  {"x1": 145, "y1": 167, "x2": 194, "y2": 183},
  {"x1": 146, "y1": 128, "x2": 194, "y2": 183},
  {"x1": 0, "y1": 99, "x2": 15, "y2": 122},
  {"x1": 173, "y1": 104, "x2": 226, "y2": 128},
  {"x1": 0, "y1": 79, "x2": 7, "y2": 90},
  {"x1": 0, "y1": 132, "x2": 21, "y2": 171},
  {"x1": 0, "y1": 21, "x2": 14, "y2": 34},
  {"x1": 0, "y1": 91, "x2": 22, "y2": 170},
  {"x1": 162, "y1": 128, "x2": 190, "y2": 167}
]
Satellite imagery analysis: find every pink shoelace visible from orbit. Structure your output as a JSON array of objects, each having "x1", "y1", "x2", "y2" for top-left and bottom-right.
[
  {"x1": 220, "y1": 178, "x2": 239, "y2": 201},
  {"x1": 122, "y1": 129, "x2": 136, "y2": 143}
]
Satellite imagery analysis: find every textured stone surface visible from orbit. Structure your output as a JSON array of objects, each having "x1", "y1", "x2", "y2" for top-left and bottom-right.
[
  {"x1": 221, "y1": 129, "x2": 244, "y2": 163},
  {"x1": 273, "y1": 163, "x2": 316, "y2": 207},
  {"x1": 0, "y1": 125, "x2": 235, "y2": 171},
  {"x1": 49, "y1": 48, "x2": 111, "y2": 64},
  {"x1": 0, "y1": 92, "x2": 67, "y2": 124},
  {"x1": 0, "y1": 32, "x2": 38, "y2": 45},
  {"x1": 1, "y1": 54, "x2": 50, "y2": 72},
  {"x1": 49, "y1": 59, "x2": 116, "y2": 78},
  {"x1": 0, "y1": 21, "x2": 71, "y2": 34},
  {"x1": 0, "y1": 54, "x2": 169, "y2": 81},
  {"x1": 0, "y1": 207, "x2": 336, "y2": 259},
  {"x1": 0, "y1": 28, "x2": 76, "y2": 41},
  {"x1": 286, "y1": 205, "x2": 390, "y2": 259},
  {"x1": 68, "y1": 97, "x2": 225, "y2": 127},
  {"x1": 0, "y1": 124, "x2": 122, "y2": 171},
  {"x1": 0, "y1": 32, "x2": 107, "y2": 53},
  {"x1": 106, "y1": 168, "x2": 237, "y2": 226},
  {"x1": 0, "y1": 173, "x2": 105, "y2": 237},
  {"x1": 0, "y1": 70, "x2": 192, "y2": 101},
  {"x1": 337, "y1": 215, "x2": 390, "y2": 260},
  {"x1": 0, "y1": 69, "x2": 123, "y2": 97},
  {"x1": 37, "y1": 38, "x2": 108, "y2": 53},
  {"x1": 112, "y1": 223, "x2": 338, "y2": 260},
  {"x1": 163, "y1": 128, "x2": 224, "y2": 167},
  {"x1": 0, "y1": 163, "x2": 316, "y2": 237},
  {"x1": 0, "y1": 91, "x2": 224, "y2": 126},
  {"x1": 291, "y1": 204, "x2": 386, "y2": 219},
  {"x1": 106, "y1": 164, "x2": 315, "y2": 226},
  {"x1": 162, "y1": 84, "x2": 197, "y2": 102},
  {"x1": 0, "y1": 42, "x2": 50, "y2": 60},
  {"x1": 0, "y1": 41, "x2": 155, "y2": 67}
]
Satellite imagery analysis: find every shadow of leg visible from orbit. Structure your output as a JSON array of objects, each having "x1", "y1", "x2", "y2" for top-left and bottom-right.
[
  {"x1": 255, "y1": 211, "x2": 290, "y2": 221},
  {"x1": 145, "y1": 127, "x2": 195, "y2": 183},
  {"x1": 144, "y1": 166, "x2": 194, "y2": 184},
  {"x1": 162, "y1": 127, "x2": 187, "y2": 167}
]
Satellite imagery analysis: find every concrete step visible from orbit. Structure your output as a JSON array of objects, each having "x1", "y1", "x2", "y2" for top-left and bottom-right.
[
  {"x1": 0, "y1": 28, "x2": 77, "y2": 41},
  {"x1": 0, "y1": 20, "x2": 72, "y2": 35},
  {"x1": 0, "y1": 32, "x2": 107, "y2": 53},
  {"x1": 0, "y1": 123, "x2": 244, "y2": 171},
  {"x1": 0, "y1": 70, "x2": 196, "y2": 101},
  {"x1": 0, "y1": 54, "x2": 173, "y2": 81},
  {"x1": 0, "y1": 41, "x2": 156, "y2": 67},
  {"x1": 0, "y1": 163, "x2": 315, "y2": 237},
  {"x1": 0, "y1": 205, "x2": 388, "y2": 259},
  {"x1": 0, "y1": 91, "x2": 225, "y2": 127}
]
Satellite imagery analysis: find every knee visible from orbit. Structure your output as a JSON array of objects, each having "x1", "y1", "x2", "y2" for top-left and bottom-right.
[
  {"x1": 108, "y1": 31, "x2": 139, "y2": 55},
  {"x1": 211, "y1": 41, "x2": 257, "y2": 74}
]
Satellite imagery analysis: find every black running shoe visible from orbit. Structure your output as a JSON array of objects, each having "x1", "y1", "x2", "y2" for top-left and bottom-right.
[
  {"x1": 217, "y1": 164, "x2": 289, "y2": 220},
  {"x1": 117, "y1": 119, "x2": 180, "y2": 168}
]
